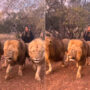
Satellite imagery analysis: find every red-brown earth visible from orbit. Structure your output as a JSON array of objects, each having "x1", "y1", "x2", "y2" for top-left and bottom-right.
[{"x1": 0, "y1": 59, "x2": 90, "y2": 90}]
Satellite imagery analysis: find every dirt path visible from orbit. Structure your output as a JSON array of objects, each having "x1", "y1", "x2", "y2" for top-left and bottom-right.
[
  {"x1": 0, "y1": 60, "x2": 90, "y2": 90},
  {"x1": 0, "y1": 60, "x2": 45, "y2": 90},
  {"x1": 45, "y1": 62, "x2": 90, "y2": 90}
]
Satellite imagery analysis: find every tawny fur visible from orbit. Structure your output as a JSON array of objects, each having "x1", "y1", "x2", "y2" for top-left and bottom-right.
[
  {"x1": 45, "y1": 36, "x2": 65, "y2": 74},
  {"x1": 0, "y1": 41, "x2": 3, "y2": 60},
  {"x1": 28, "y1": 38, "x2": 45, "y2": 81},
  {"x1": 66, "y1": 39, "x2": 88, "y2": 79},
  {"x1": 86, "y1": 41, "x2": 90, "y2": 57},
  {"x1": 3, "y1": 39, "x2": 27, "y2": 80},
  {"x1": 85, "y1": 41, "x2": 90, "y2": 65},
  {"x1": 62, "y1": 38, "x2": 70, "y2": 52}
]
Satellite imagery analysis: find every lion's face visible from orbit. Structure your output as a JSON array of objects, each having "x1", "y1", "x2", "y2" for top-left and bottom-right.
[
  {"x1": 4, "y1": 43, "x2": 17, "y2": 64},
  {"x1": 4, "y1": 50, "x2": 14, "y2": 63},
  {"x1": 65, "y1": 49, "x2": 76, "y2": 62},
  {"x1": 29, "y1": 48, "x2": 45, "y2": 63},
  {"x1": 28, "y1": 39, "x2": 45, "y2": 64}
]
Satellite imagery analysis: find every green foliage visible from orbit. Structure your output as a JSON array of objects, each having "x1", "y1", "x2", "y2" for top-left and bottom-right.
[
  {"x1": 0, "y1": 6, "x2": 45, "y2": 38},
  {"x1": 46, "y1": 1, "x2": 89, "y2": 39}
]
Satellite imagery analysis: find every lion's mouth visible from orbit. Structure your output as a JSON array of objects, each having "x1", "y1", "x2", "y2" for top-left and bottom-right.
[
  {"x1": 33, "y1": 59, "x2": 40, "y2": 63},
  {"x1": 5, "y1": 57, "x2": 13, "y2": 63},
  {"x1": 69, "y1": 58, "x2": 75, "y2": 61},
  {"x1": 68, "y1": 55, "x2": 75, "y2": 61},
  {"x1": 7, "y1": 59, "x2": 12, "y2": 63}
]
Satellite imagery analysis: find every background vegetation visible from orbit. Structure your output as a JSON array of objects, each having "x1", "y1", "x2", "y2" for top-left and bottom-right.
[
  {"x1": 0, "y1": 0, "x2": 89, "y2": 39},
  {"x1": 0, "y1": 0, "x2": 45, "y2": 38},
  {"x1": 46, "y1": 0, "x2": 90, "y2": 39}
]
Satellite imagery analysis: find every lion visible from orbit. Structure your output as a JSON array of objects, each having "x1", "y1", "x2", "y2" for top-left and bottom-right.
[
  {"x1": 0, "y1": 41, "x2": 3, "y2": 60},
  {"x1": 86, "y1": 41, "x2": 90, "y2": 56},
  {"x1": 62, "y1": 38, "x2": 70, "y2": 52},
  {"x1": 28, "y1": 38, "x2": 45, "y2": 81},
  {"x1": 65, "y1": 39, "x2": 88, "y2": 79},
  {"x1": 3, "y1": 39, "x2": 27, "y2": 80},
  {"x1": 45, "y1": 36, "x2": 65, "y2": 75},
  {"x1": 86, "y1": 41, "x2": 90, "y2": 65}
]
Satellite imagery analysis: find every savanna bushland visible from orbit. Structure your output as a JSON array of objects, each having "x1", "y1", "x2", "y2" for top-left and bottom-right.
[
  {"x1": 0, "y1": 0, "x2": 45, "y2": 39},
  {"x1": 46, "y1": 0, "x2": 90, "y2": 39}
]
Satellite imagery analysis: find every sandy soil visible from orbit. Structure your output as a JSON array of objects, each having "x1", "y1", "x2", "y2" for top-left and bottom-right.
[
  {"x1": 0, "y1": 59, "x2": 90, "y2": 90},
  {"x1": 45, "y1": 61, "x2": 90, "y2": 90}
]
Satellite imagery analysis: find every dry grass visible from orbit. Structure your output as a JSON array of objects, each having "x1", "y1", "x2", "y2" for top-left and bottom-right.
[{"x1": 0, "y1": 33, "x2": 16, "y2": 43}]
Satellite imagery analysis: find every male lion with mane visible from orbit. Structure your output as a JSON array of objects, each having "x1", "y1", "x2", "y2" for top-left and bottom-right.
[
  {"x1": 66, "y1": 39, "x2": 88, "y2": 79},
  {"x1": 62, "y1": 38, "x2": 70, "y2": 52},
  {"x1": 45, "y1": 36, "x2": 65, "y2": 75},
  {"x1": 0, "y1": 41, "x2": 3, "y2": 60},
  {"x1": 86, "y1": 41, "x2": 90, "y2": 65},
  {"x1": 3, "y1": 39, "x2": 27, "y2": 80},
  {"x1": 28, "y1": 38, "x2": 45, "y2": 81}
]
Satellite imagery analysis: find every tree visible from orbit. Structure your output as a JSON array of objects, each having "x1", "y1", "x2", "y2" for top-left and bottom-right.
[
  {"x1": 46, "y1": 0, "x2": 89, "y2": 39},
  {"x1": 0, "y1": 0, "x2": 45, "y2": 38}
]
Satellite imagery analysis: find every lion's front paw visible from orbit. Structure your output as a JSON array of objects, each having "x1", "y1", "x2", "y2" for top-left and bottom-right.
[
  {"x1": 35, "y1": 75, "x2": 41, "y2": 81},
  {"x1": 18, "y1": 71, "x2": 23, "y2": 76},
  {"x1": 76, "y1": 73, "x2": 82, "y2": 79},
  {"x1": 5, "y1": 75, "x2": 10, "y2": 80}
]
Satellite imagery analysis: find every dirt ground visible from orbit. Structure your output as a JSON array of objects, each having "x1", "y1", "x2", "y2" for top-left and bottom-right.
[
  {"x1": 0, "y1": 34, "x2": 90, "y2": 90},
  {"x1": 0, "y1": 59, "x2": 90, "y2": 90},
  {"x1": 45, "y1": 61, "x2": 90, "y2": 90},
  {"x1": 0, "y1": 60, "x2": 45, "y2": 90}
]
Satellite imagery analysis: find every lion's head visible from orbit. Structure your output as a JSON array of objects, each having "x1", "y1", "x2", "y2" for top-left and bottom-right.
[{"x1": 28, "y1": 38, "x2": 45, "y2": 64}]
